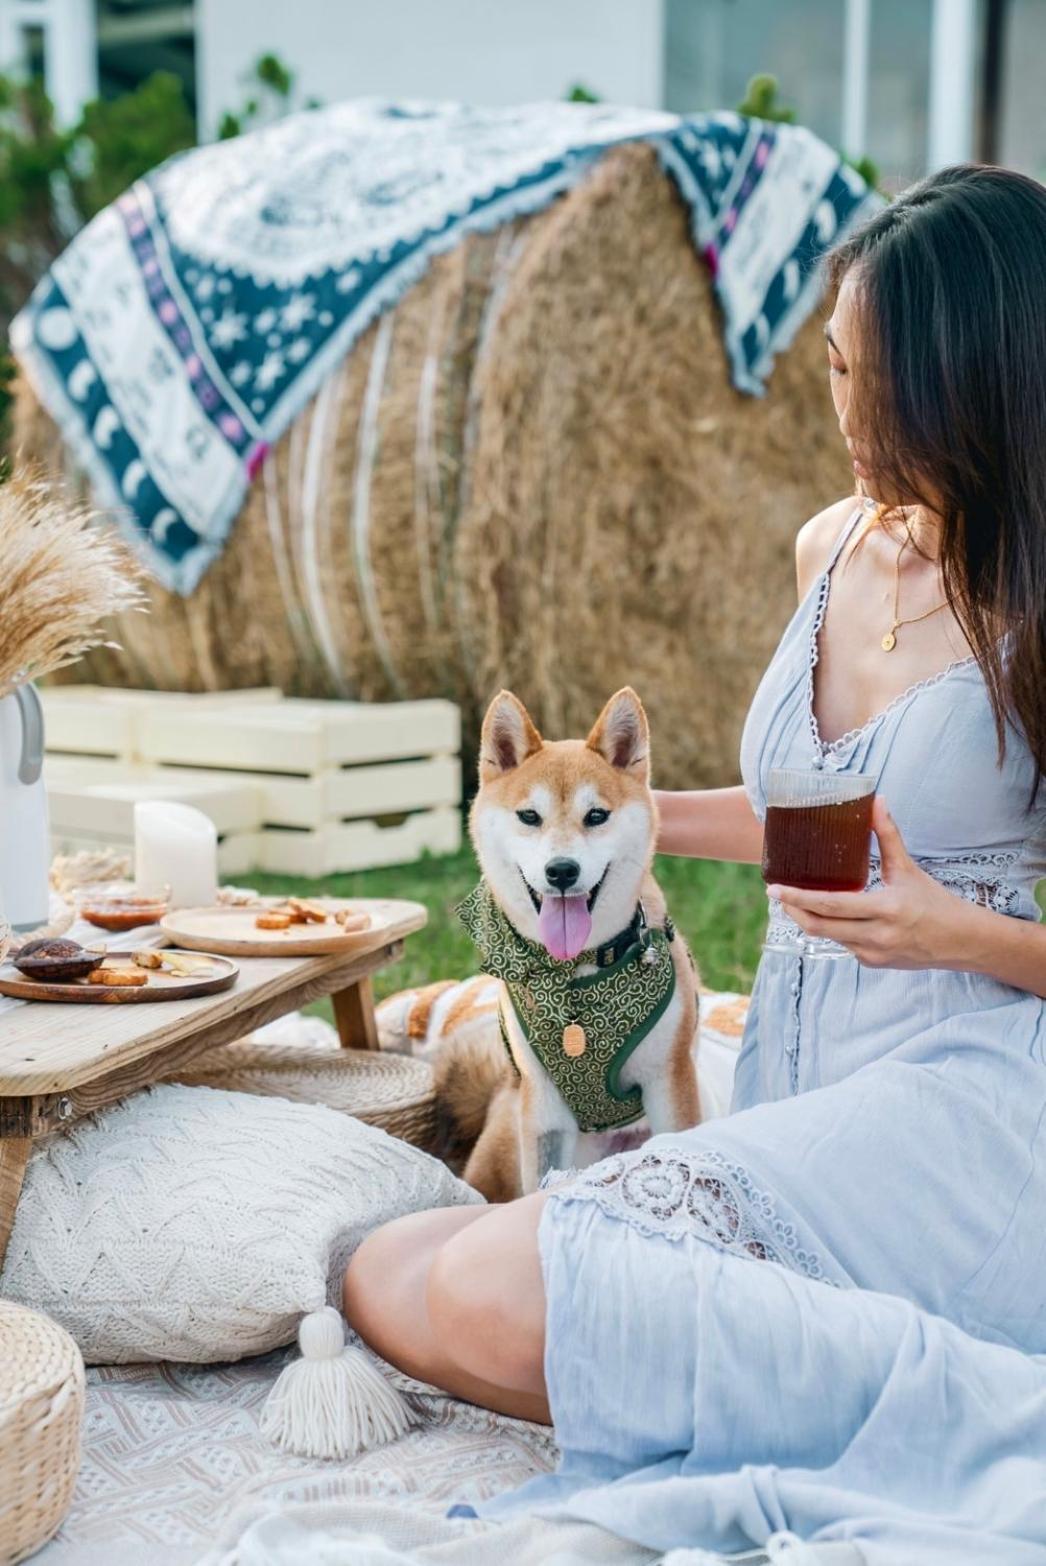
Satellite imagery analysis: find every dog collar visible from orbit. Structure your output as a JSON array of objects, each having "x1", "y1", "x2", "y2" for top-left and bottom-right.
[
  {"x1": 592, "y1": 902, "x2": 675, "y2": 967},
  {"x1": 456, "y1": 883, "x2": 675, "y2": 976}
]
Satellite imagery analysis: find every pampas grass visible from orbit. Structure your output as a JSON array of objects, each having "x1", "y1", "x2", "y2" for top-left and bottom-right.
[{"x1": 0, "y1": 469, "x2": 146, "y2": 699}]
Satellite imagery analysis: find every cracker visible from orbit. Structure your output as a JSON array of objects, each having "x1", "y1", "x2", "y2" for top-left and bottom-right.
[{"x1": 87, "y1": 967, "x2": 148, "y2": 987}]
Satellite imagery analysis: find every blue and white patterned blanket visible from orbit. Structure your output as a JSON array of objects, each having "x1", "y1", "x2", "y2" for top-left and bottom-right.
[{"x1": 12, "y1": 100, "x2": 879, "y2": 593}]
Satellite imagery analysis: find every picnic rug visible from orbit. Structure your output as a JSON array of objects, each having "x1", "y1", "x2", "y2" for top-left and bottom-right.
[{"x1": 11, "y1": 99, "x2": 879, "y2": 594}]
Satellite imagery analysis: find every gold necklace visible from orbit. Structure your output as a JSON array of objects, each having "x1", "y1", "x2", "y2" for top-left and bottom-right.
[{"x1": 876, "y1": 506, "x2": 950, "y2": 653}]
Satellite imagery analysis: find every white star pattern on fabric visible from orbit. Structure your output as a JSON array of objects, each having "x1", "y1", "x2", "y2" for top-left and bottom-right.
[
  {"x1": 280, "y1": 292, "x2": 316, "y2": 331},
  {"x1": 255, "y1": 350, "x2": 286, "y2": 390},
  {"x1": 255, "y1": 307, "x2": 278, "y2": 334},
  {"x1": 211, "y1": 308, "x2": 249, "y2": 348}
]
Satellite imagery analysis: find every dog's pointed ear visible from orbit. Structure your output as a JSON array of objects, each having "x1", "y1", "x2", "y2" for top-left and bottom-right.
[
  {"x1": 480, "y1": 691, "x2": 544, "y2": 782},
  {"x1": 586, "y1": 688, "x2": 650, "y2": 780}
]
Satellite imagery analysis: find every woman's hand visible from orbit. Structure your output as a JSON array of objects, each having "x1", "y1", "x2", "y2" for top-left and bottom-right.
[{"x1": 766, "y1": 797, "x2": 972, "y2": 970}]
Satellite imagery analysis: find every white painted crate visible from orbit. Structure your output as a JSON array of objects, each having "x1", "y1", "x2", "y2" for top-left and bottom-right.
[
  {"x1": 257, "y1": 807, "x2": 462, "y2": 878},
  {"x1": 41, "y1": 687, "x2": 282, "y2": 761},
  {"x1": 40, "y1": 690, "x2": 463, "y2": 877},
  {"x1": 153, "y1": 754, "x2": 462, "y2": 830},
  {"x1": 44, "y1": 757, "x2": 264, "y2": 878},
  {"x1": 136, "y1": 698, "x2": 460, "y2": 774}
]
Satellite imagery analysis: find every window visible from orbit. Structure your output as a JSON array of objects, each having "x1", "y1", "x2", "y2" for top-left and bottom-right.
[
  {"x1": 997, "y1": 0, "x2": 1046, "y2": 180},
  {"x1": 95, "y1": 0, "x2": 196, "y2": 119},
  {"x1": 664, "y1": 0, "x2": 846, "y2": 150},
  {"x1": 866, "y1": 0, "x2": 934, "y2": 188}
]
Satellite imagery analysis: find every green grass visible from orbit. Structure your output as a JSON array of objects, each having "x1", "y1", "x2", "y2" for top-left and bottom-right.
[{"x1": 244, "y1": 849, "x2": 770, "y2": 1022}]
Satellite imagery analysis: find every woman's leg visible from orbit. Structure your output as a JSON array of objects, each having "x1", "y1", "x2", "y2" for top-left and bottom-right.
[{"x1": 343, "y1": 1193, "x2": 550, "y2": 1424}]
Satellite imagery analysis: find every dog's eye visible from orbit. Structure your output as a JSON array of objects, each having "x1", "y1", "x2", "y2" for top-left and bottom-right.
[
  {"x1": 583, "y1": 807, "x2": 610, "y2": 828},
  {"x1": 515, "y1": 808, "x2": 542, "y2": 827}
]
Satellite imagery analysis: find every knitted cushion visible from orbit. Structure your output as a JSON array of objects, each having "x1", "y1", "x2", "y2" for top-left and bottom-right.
[{"x1": 0, "y1": 1083, "x2": 481, "y2": 1365}]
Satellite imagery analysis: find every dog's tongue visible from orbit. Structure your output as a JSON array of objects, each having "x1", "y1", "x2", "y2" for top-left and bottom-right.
[{"x1": 538, "y1": 894, "x2": 592, "y2": 962}]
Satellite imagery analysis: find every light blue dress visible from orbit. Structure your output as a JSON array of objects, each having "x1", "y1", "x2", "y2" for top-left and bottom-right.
[{"x1": 468, "y1": 501, "x2": 1046, "y2": 1563}]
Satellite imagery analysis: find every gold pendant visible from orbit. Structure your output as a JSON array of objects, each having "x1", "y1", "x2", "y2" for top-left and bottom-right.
[
  {"x1": 881, "y1": 630, "x2": 897, "y2": 652},
  {"x1": 562, "y1": 1023, "x2": 586, "y2": 1058}
]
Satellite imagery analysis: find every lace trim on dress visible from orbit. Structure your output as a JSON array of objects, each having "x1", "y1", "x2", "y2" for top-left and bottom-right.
[
  {"x1": 804, "y1": 507, "x2": 983, "y2": 761},
  {"x1": 764, "y1": 849, "x2": 1026, "y2": 956},
  {"x1": 867, "y1": 850, "x2": 1023, "y2": 916},
  {"x1": 812, "y1": 656, "x2": 980, "y2": 759},
  {"x1": 786, "y1": 961, "x2": 803, "y2": 1091},
  {"x1": 542, "y1": 1148, "x2": 835, "y2": 1283}
]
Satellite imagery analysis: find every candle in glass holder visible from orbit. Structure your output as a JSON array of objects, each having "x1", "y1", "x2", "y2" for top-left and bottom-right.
[{"x1": 134, "y1": 800, "x2": 218, "y2": 909}]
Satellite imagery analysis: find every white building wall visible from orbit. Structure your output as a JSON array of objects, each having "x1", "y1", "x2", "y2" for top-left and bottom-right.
[{"x1": 197, "y1": 0, "x2": 665, "y2": 140}]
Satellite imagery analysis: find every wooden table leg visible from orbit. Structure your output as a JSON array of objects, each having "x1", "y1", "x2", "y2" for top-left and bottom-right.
[
  {"x1": 333, "y1": 976, "x2": 380, "y2": 1050},
  {"x1": 0, "y1": 1137, "x2": 32, "y2": 1272}
]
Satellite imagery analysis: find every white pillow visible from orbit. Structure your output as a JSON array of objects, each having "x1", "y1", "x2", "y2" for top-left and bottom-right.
[{"x1": 0, "y1": 1083, "x2": 482, "y2": 1364}]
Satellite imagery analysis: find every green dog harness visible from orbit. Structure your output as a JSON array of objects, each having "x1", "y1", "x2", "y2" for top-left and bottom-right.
[{"x1": 456, "y1": 881, "x2": 678, "y2": 1133}]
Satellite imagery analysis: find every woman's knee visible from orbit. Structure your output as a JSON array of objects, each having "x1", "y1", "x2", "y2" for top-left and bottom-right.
[
  {"x1": 426, "y1": 1193, "x2": 548, "y2": 1394},
  {"x1": 343, "y1": 1205, "x2": 481, "y2": 1335}
]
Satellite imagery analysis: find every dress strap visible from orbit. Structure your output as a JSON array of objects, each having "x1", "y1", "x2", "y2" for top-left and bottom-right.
[{"x1": 825, "y1": 498, "x2": 872, "y2": 574}]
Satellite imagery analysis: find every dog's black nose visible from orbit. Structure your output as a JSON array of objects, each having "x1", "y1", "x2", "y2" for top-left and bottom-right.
[{"x1": 545, "y1": 857, "x2": 581, "y2": 892}]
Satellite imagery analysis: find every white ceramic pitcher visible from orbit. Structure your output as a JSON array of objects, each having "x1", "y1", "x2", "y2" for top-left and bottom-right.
[{"x1": 0, "y1": 684, "x2": 50, "y2": 930}]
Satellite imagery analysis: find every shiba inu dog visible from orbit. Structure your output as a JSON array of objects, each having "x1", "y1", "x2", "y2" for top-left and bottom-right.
[{"x1": 434, "y1": 687, "x2": 701, "y2": 1200}]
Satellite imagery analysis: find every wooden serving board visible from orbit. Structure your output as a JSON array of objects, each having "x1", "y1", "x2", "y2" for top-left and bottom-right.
[
  {"x1": 0, "y1": 950, "x2": 239, "y2": 1005},
  {"x1": 158, "y1": 898, "x2": 391, "y2": 958}
]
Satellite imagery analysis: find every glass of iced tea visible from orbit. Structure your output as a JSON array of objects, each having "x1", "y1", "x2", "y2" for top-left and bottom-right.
[{"x1": 762, "y1": 769, "x2": 876, "y2": 957}]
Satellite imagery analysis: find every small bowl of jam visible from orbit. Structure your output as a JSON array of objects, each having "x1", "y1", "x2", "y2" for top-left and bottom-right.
[{"x1": 80, "y1": 889, "x2": 170, "y2": 932}]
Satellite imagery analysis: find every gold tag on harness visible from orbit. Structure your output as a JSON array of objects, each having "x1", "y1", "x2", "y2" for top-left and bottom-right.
[{"x1": 562, "y1": 1023, "x2": 587, "y2": 1058}]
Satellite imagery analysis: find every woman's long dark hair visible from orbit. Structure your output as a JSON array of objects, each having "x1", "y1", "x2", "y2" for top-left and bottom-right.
[{"x1": 827, "y1": 163, "x2": 1046, "y2": 802}]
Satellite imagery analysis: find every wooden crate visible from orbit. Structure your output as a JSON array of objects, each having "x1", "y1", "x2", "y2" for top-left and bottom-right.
[
  {"x1": 41, "y1": 687, "x2": 282, "y2": 761},
  {"x1": 44, "y1": 757, "x2": 264, "y2": 878},
  {"x1": 40, "y1": 691, "x2": 463, "y2": 877},
  {"x1": 44, "y1": 757, "x2": 264, "y2": 838},
  {"x1": 257, "y1": 807, "x2": 462, "y2": 877},
  {"x1": 153, "y1": 755, "x2": 461, "y2": 830},
  {"x1": 136, "y1": 698, "x2": 460, "y2": 774}
]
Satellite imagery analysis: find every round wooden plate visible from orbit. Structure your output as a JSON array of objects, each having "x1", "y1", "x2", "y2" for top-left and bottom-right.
[
  {"x1": 0, "y1": 950, "x2": 239, "y2": 1004},
  {"x1": 158, "y1": 898, "x2": 392, "y2": 958}
]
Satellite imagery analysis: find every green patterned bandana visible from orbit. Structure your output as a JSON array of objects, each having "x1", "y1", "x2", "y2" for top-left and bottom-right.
[{"x1": 456, "y1": 881, "x2": 677, "y2": 1133}]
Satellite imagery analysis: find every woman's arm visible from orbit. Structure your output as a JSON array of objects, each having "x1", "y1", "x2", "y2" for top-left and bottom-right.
[
  {"x1": 769, "y1": 798, "x2": 1046, "y2": 999},
  {"x1": 654, "y1": 785, "x2": 764, "y2": 864},
  {"x1": 945, "y1": 896, "x2": 1046, "y2": 999}
]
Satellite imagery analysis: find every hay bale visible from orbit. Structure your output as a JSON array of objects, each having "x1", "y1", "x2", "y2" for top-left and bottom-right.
[{"x1": 15, "y1": 142, "x2": 850, "y2": 787}]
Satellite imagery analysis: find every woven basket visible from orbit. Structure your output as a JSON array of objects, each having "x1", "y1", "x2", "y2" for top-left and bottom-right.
[
  {"x1": 171, "y1": 1045, "x2": 439, "y2": 1152},
  {"x1": 0, "y1": 1302, "x2": 85, "y2": 1565}
]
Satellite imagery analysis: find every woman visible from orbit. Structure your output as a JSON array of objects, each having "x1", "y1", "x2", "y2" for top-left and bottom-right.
[{"x1": 344, "y1": 165, "x2": 1046, "y2": 1558}]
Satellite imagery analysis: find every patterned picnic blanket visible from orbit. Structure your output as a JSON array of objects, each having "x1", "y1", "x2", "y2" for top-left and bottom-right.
[{"x1": 12, "y1": 100, "x2": 879, "y2": 594}]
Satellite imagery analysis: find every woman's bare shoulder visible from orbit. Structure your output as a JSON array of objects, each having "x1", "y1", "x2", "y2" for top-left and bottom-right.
[{"x1": 795, "y1": 496, "x2": 862, "y2": 599}]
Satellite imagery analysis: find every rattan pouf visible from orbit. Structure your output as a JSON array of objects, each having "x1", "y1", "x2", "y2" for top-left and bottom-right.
[
  {"x1": 172, "y1": 1045, "x2": 439, "y2": 1151},
  {"x1": 0, "y1": 1302, "x2": 85, "y2": 1565}
]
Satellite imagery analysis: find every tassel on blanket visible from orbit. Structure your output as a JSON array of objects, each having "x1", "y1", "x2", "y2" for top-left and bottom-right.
[{"x1": 260, "y1": 1307, "x2": 416, "y2": 1460}]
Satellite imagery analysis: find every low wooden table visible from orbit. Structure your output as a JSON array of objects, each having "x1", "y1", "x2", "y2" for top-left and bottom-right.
[{"x1": 0, "y1": 898, "x2": 427, "y2": 1270}]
